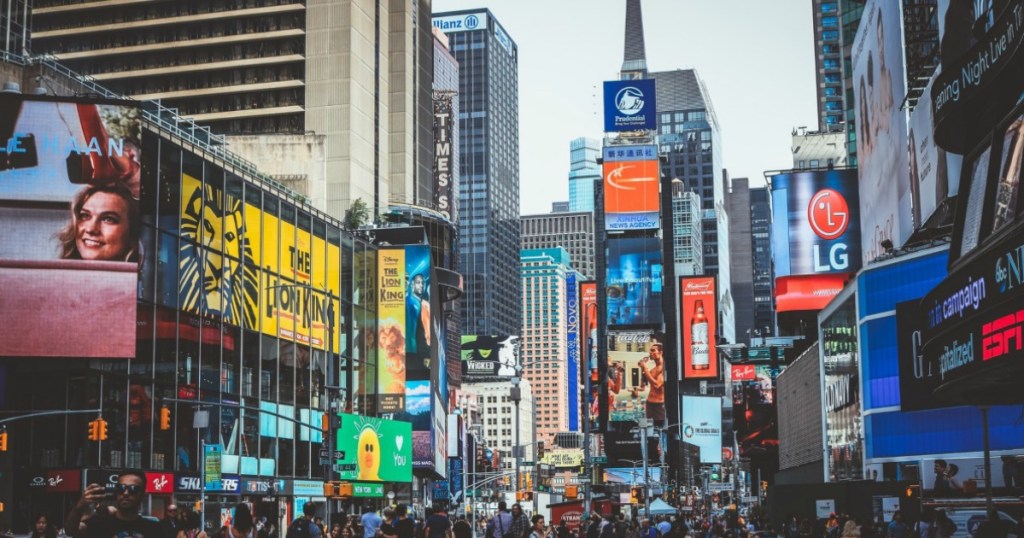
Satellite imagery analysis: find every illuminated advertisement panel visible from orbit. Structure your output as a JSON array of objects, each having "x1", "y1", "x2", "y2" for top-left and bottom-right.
[
  {"x1": 433, "y1": 91, "x2": 457, "y2": 223},
  {"x1": 606, "y1": 236, "x2": 663, "y2": 326},
  {"x1": 581, "y1": 281, "x2": 599, "y2": 431},
  {"x1": 0, "y1": 95, "x2": 143, "y2": 358},
  {"x1": 603, "y1": 157, "x2": 660, "y2": 231},
  {"x1": 461, "y1": 335, "x2": 518, "y2": 380},
  {"x1": 682, "y1": 395, "x2": 723, "y2": 464},
  {"x1": 377, "y1": 248, "x2": 406, "y2": 412},
  {"x1": 335, "y1": 413, "x2": 413, "y2": 483},
  {"x1": 853, "y1": 0, "x2": 910, "y2": 262},
  {"x1": 603, "y1": 79, "x2": 657, "y2": 132},
  {"x1": 566, "y1": 272, "x2": 580, "y2": 431},
  {"x1": 606, "y1": 331, "x2": 665, "y2": 427},
  {"x1": 770, "y1": 169, "x2": 861, "y2": 278},
  {"x1": 175, "y1": 174, "x2": 342, "y2": 351},
  {"x1": 680, "y1": 277, "x2": 718, "y2": 379}
]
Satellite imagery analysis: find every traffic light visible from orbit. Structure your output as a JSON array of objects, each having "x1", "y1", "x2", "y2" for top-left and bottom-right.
[
  {"x1": 565, "y1": 485, "x2": 579, "y2": 498},
  {"x1": 0, "y1": 429, "x2": 7, "y2": 452},
  {"x1": 630, "y1": 487, "x2": 643, "y2": 504},
  {"x1": 97, "y1": 418, "x2": 108, "y2": 441},
  {"x1": 537, "y1": 441, "x2": 545, "y2": 460},
  {"x1": 160, "y1": 406, "x2": 171, "y2": 431},
  {"x1": 324, "y1": 482, "x2": 338, "y2": 497},
  {"x1": 88, "y1": 419, "x2": 99, "y2": 441}
]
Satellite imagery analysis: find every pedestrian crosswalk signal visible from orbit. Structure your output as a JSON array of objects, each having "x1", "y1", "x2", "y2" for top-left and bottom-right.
[{"x1": 160, "y1": 406, "x2": 171, "y2": 431}]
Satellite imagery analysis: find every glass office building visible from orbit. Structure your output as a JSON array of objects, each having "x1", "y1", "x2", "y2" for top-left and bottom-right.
[
  {"x1": 568, "y1": 137, "x2": 600, "y2": 212},
  {"x1": 432, "y1": 10, "x2": 521, "y2": 337}
]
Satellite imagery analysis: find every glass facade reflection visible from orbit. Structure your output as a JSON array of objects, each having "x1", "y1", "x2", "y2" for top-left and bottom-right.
[{"x1": 820, "y1": 293, "x2": 863, "y2": 481}]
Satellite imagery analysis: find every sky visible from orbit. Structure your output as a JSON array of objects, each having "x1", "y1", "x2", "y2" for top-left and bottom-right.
[{"x1": 431, "y1": 0, "x2": 821, "y2": 215}]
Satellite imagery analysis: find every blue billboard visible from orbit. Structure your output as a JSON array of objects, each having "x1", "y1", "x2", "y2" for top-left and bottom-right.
[
  {"x1": 566, "y1": 272, "x2": 580, "y2": 431},
  {"x1": 603, "y1": 79, "x2": 657, "y2": 132},
  {"x1": 854, "y1": 245, "x2": 1024, "y2": 459},
  {"x1": 606, "y1": 236, "x2": 664, "y2": 326}
]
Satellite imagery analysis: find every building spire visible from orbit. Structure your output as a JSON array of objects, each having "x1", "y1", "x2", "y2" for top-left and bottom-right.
[{"x1": 621, "y1": 0, "x2": 648, "y2": 78}]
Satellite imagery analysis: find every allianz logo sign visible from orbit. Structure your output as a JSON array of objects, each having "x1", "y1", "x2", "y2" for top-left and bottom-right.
[{"x1": 433, "y1": 14, "x2": 482, "y2": 32}]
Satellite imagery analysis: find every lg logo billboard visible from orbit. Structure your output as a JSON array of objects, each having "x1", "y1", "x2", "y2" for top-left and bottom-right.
[{"x1": 808, "y1": 188, "x2": 850, "y2": 272}]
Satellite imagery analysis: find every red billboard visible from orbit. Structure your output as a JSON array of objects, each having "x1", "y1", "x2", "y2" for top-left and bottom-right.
[
  {"x1": 774, "y1": 273, "x2": 851, "y2": 313},
  {"x1": 680, "y1": 277, "x2": 718, "y2": 379},
  {"x1": 580, "y1": 281, "x2": 598, "y2": 429},
  {"x1": 731, "y1": 364, "x2": 756, "y2": 381}
]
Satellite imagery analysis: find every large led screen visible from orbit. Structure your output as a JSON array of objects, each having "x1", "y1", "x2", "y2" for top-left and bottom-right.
[
  {"x1": 682, "y1": 395, "x2": 723, "y2": 464},
  {"x1": 581, "y1": 281, "x2": 599, "y2": 431},
  {"x1": 680, "y1": 277, "x2": 718, "y2": 379},
  {"x1": 605, "y1": 331, "x2": 666, "y2": 427},
  {"x1": 603, "y1": 153, "x2": 660, "y2": 231},
  {"x1": 853, "y1": 0, "x2": 911, "y2": 263},
  {"x1": 461, "y1": 335, "x2": 518, "y2": 380},
  {"x1": 0, "y1": 95, "x2": 143, "y2": 358},
  {"x1": 770, "y1": 169, "x2": 861, "y2": 278},
  {"x1": 335, "y1": 413, "x2": 413, "y2": 483},
  {"x1": 177, "y1": 174, "x2": 342, "y2": 352},
  {"x1": 606, "y1": 236, "x2": 663, "y2": 326}
]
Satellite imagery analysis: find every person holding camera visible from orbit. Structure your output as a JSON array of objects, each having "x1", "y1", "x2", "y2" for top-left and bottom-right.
[{"x1": 65, "y1": 471, "x2": 161, "y2": 538}]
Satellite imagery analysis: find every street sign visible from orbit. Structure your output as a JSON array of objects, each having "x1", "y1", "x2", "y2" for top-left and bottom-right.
[
  {"x1": 593, "y1": 456, "x2": 607, "y2": 464},
  {"x1": 204, "y1": 444, "x2": 222, "y2": 489},
  {"x1": 319, "y1": 449, "x2": 344, "y2": 459},
  {"x1": 742, "y1": 496, "x2": 758, "y2": 503},
  {"x1": 708, "y1": 483, "x2": 734, "y2": 492},
  {"x1": 577, "y1": 477, "x2": 592, "y2": 483}
]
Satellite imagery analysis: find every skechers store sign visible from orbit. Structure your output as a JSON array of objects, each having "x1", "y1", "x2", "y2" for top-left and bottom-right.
[
  {"x1": 921, "y1": 239, "x2": 1024, "y2": 401},
  {"x1": 432, "y1": 13, "x2": 487, "y2": 33}
]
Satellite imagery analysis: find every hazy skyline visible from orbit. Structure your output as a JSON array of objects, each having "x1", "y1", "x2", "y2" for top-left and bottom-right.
[{"x1": 432, "y1": 0, "x2": 820, "y2": 215}]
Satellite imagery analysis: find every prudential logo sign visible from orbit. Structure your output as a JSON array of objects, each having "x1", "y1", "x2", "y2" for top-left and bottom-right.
[{"x1": 604, "y1": 79, "x2": 656, "y2": 132}]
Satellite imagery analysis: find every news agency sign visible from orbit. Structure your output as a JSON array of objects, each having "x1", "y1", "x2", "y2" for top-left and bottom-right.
[
  {"x1": 603, "y1": 79, "x2": 657, "y2": 132},
  {"x1": 432, "y1": 12, "x2": 487, "y2": 34}
]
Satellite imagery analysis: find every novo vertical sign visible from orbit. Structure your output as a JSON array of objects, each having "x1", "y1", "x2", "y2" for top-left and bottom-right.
[
  {"x1": 603, "y1": 79, "x2": 657, "y2": 132},
  {"x1": 680, "y1": 277, "x2": 718, "y2": 379},
  {"x1": 603, "y1": 145, "x2": 660, "y2": 231},
  {"x1": 566, "y1": 272, "x2": 580, "y2": 431}
]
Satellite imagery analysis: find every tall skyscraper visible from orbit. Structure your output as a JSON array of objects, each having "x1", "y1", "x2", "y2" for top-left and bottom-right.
[
  {"x1": 728, "y1": 178, "x2": 774, "y2": 348},
  {"x1": 618, "y1": 0, "x2": 734, "y2": 343},
  {"x1": 520, "y1": 212, "x2": 596, "y2": 280},
  {"x1": 433, "y1": 9, "x2": 521, "y2": 337},
  {"x1": 811, "y1": 0, "x2": 866, "y2": 164},
  {"x1": 521, "y1": 248, "x2": 575, "y2": 444},
  {"x1": 728, "y1": 178, "x2": 755, "y2": 346},
  {"x1": 568, "y1": 137, "x2": 600, "y2": 212},
  {"x1": 750, "y1": 185, "x2": 774, "y2": 340},
  {"x1": 26, "y1": 0, "x2": 436, "y2": 219},
  {"x1": 670, "y1": 180, "x2": 704, "y2": 277}
]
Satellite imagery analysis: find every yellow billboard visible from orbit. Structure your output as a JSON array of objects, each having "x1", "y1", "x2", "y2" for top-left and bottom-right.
[
  {"x1": 377, "y1": 248, "x2": 406, "y2": 412},
  {"x1": 542, "y1": 449, "x2": 585, "y2": 468},
  {"x1": 179, "y1": 173, "x2": 340, "y2": 351}
]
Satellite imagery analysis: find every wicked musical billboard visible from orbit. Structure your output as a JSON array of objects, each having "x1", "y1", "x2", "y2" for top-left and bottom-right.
[{"x1": 0, "y1": 94, "x2": 143, "y2": 358}]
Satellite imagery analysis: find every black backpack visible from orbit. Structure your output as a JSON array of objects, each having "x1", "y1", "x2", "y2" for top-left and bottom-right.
[{"x1": 286, "y1": 518, "x2": 313, "y2": 538}]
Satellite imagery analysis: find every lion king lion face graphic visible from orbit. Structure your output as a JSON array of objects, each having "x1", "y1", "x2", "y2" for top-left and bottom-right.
[{"x1": 179, "y1": 176, "x2": 257, "y2": 327}]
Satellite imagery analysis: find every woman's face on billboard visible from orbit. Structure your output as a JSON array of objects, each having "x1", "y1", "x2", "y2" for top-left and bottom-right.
[{"x1": 76, "y1": 191, "x2": 132, "y2": 261}]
